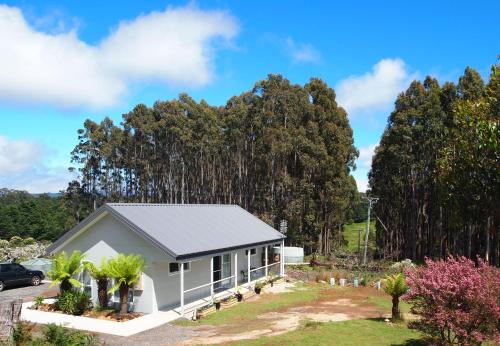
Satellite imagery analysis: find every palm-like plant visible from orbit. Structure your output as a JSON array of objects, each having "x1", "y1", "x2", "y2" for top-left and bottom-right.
[
  {"x1": 383, "y1": 273, "x2": 409, "y2": 320},
  {"x1": 107, "y1": 254, "x2": 146, "y2": 314},
  {"x1": 85, "y1": 258, "x2": 110, "y2": 309},
  {"x1": 48, "y1": 250, "x2": 85, "y2": 293}
]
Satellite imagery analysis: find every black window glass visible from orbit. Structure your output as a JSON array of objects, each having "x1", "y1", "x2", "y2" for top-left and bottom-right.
[{"x1": 169, "y1": 263, "x2": 179, "y2": 273}]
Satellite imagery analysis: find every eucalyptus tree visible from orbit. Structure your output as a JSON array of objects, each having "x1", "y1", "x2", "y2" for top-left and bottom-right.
[{"x1": 69, "y1": 75, "x2": 358, "y2": 255}]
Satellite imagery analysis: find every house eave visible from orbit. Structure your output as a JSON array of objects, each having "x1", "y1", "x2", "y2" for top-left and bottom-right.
[{"x1": 175, "y1": 236, "x2": 286, "y2": 261}]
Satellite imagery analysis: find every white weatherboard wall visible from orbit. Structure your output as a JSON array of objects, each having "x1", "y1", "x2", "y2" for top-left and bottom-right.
[{"x1": 59, "y1": 213, "x2": 170, "y2": 313}]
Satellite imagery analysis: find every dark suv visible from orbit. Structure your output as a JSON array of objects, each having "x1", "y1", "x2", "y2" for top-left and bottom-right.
[{"x1": 0, "y1": 263, "x2": 44, "y2": 292}]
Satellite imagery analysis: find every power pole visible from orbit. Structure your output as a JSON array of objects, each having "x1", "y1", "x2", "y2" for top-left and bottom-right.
[
  {"x1": 363, "y1": 197, "x2": 378, "y2": 265},
  {"x1": 357, "y1": 229, "x2": 362, "y2": 263}
]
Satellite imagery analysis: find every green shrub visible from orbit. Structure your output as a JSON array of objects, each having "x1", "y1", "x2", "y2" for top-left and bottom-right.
[
  {"x1": 43, "y1": 323, "x2": 100, "y2": 346},
  {"x1": 12, "y1": 322, "x2": 99, "y2": 346},
  {"x1": 12, "y1": 322, "x2": 33, "y2": 346},
  {"x1": 56, "y1": 290, "x2": 92, "y2": 315},
  {"x1": 33, "y1": 296, "x2": 45, "y2": 309}
]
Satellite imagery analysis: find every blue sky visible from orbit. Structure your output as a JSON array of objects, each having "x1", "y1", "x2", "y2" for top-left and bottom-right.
[{"x1": 0, "y1": 0, "x2": 499, "y2": 193}]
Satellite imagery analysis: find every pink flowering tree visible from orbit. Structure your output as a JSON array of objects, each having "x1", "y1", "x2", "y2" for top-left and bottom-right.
[{"x1": 403, "y1": 256, "x2": 500, "y2": 345}]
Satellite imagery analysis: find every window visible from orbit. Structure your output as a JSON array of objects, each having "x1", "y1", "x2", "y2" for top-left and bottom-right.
[
  {"x1": 111, "y1": 279, "x2": 134, "y2": 303},
  {"x1": 79, "y1": 269, "x2": 92, "y2": 296},
  {"x1": 168, "y1": 262, "x2": 191, "y2": 275},
  {"x1": 0, "y1": 264, "x2": 12, "y2": 273},
  {"x1": 11, "y1": 264, "x2": 25, "y2": 272},
  {"x1": 222, "y1": 254, "x2": 231, "y2": 279},
  {"x1": 245, "y1": 248, "x2": 256, "y2": 256}
]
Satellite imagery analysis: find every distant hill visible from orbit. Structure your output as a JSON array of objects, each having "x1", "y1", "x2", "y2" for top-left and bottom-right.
[
  {"x1": 0, "y1": 188, "x2": 60, "y2": 198},
  {"x1": 0, "y1": 188, "x2": 76, "y2": 241}
]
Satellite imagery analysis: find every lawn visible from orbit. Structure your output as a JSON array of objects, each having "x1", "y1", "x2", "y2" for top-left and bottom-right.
[
  {"x1": 230, "y1": 319, "x2": 425, "y2": 346},
  {"x1": 175, "y1": 282, "x2": 323, "y2": 326},
  {"x1": 177, "y1": 283, "x2": 426, "y2": 346},
  {"x1": 343, "y1": 221, "x2": 376, "y2": 253}
]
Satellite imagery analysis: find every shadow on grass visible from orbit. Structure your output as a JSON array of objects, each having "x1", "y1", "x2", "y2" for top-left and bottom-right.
[{"x1": 390, "y1": 339, "x2": 427, "y2": 346}]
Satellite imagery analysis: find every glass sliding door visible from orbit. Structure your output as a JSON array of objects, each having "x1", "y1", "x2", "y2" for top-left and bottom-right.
[{"x1": 213, "y1": 253, "x2": 232, "y2": 292}]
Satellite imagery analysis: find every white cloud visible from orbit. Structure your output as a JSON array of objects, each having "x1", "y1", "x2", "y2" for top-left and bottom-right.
[
  {"x1": 0, "y1": 136, "x2": 43, "y2": 174},
  {"x1": 286, "y1": 38, "x2": 321, "y2": 64},
  {"x1": 336, "y1": 58, "x2": 416, "y2": 114},
  {"x1": 0, "y1": 5, "x2": 238, "y2": 109},
  {"x1": 0, "y1": 165, "x2": 75, "y2": 193},
  {"x1": 0, "y1": 135, "x2": 74, "y2": 193},
  {"x1": 357, "y1": 144, "x2": 377, "y2": 169},
  {"x1": 355, "y1": 177, "x2": 369, "y2": 193}
]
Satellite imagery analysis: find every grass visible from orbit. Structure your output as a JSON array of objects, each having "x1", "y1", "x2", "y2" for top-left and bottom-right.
[
  {"x1": 368, "y1": 295, "x2": 412, "y2": 315},
  {"x1": 343, "y1": 221, "x2": 376, "y2": 253},
  {"x1": 230, "y1": 319, "x2": 425, "y2": 346},
  {"x1": 174, "y1": 282, "x2": 323, "y2": 327},
  {"x1": 176, "y1": 283, "x2": 426, "y2": 345}
]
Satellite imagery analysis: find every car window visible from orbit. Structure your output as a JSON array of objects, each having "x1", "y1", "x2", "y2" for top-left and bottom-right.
[
  {"x1": 0, "y1": 264, "x2": 13, "y2": 273},
  {"x1": 12, "y1": 264, "x2": 25, "y2": 272}
]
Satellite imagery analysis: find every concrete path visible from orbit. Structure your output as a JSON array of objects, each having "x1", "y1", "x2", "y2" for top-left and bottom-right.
[{"x1": 21, "y1": 299, "x2": 183, "y2": 337}]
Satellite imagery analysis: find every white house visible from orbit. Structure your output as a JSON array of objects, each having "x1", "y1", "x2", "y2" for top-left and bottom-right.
[{"x1": 46, "y1": 203, "x2": 286, "y2": 314}]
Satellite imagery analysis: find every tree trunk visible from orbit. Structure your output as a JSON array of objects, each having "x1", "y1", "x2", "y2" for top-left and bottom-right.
[
  {"x1": 391, "y1": 296, "x2": 400, "y2": 320},
  {"x1": 119, "y1": 284, "x2": 129, "y2": 315},
  {"x1": 97, "y1": 279, "x2": 108, "y2": 309},
  {"x1": 60, "y1": 279, "x2": 73, "y2": 293}
]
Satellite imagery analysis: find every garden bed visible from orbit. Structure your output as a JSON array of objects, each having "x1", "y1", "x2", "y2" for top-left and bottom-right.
[{"x1": 28, "y1": 299, "x2": 143, "y2": 322}]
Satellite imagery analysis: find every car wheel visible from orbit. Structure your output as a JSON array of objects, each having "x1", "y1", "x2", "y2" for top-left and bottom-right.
[
  {"x1": 31, "y1": 275, "x2": 41, "y2": 286},
  {"x1": 0, "y1": 280, "x2": 4, "y2": 292}
]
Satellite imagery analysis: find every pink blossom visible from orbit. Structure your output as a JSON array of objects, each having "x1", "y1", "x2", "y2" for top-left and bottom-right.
[{"x1": 403, "y1": 256, "x2": 500, "y2": 345}]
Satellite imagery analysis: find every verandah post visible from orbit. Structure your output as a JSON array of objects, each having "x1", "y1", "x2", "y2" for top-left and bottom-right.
[
  {"x1": 247, "y1": 249, "x2": 251, "y2": 284},
  {"x1": 210, "y1": 256, "x2": 214, "y2": 301},
  {"x1": 234, "y1": 252, "x2": 238, "y2": 289},
  {"x1": 180, "y1": 262, "x2": 184, "y2": 316},
  {"x1": 264, "y1": 246, "x2": 268, "y2": 277}
]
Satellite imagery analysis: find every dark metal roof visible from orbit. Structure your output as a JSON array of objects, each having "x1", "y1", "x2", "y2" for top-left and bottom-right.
[{"x1": 48, "y1": 203, "x2": 285, "y2": 260}]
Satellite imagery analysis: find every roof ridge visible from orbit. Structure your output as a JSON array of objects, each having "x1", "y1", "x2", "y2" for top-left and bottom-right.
[{"x1": 106, "y1": 203, "x2": 239, "y2": 207}]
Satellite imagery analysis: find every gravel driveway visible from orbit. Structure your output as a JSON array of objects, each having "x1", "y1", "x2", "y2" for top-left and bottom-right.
[
  {"x1": 96, "y1": 323, "x2": 196, "y2": 346},
  {"x1": 0, "y1": 281, "x2": 58, "y2": 303}
]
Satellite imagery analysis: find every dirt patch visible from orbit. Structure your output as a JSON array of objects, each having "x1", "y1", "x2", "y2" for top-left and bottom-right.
[{"x1": 183, "y1": 285, "x2": 390, "y2": 344}]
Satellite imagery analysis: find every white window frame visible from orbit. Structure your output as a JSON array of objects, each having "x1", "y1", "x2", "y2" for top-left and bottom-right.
[
  {"x1": 168, "y1": 262, "x2": 191, "y2": 276},
  {"x1": 79, "y1": 268, "x2": 93, "y2": 298},
  {"x1": 245, "y1": 248, "x2": 257, "y2": 257}
]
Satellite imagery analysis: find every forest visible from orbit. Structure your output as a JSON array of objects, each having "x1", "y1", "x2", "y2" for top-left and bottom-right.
[
  {"x1": 69, "y1": 75, "x2": 359, "y2": 255},
  {"x1": 0, "y1": 188, "x2": 80, "y2": 240},
  {"x1": 370, "y1": 63, "x2": 499, "y2": 265}
]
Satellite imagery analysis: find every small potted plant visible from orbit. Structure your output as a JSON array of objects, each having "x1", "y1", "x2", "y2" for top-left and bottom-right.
[
  {"x1": 254, "y1": 281, "x2": 265, "y2": 294},
  {"x1": 235, "y1": 287, "x2": 244, "y2": 302},
  {"x1": 267, "y1": 273, "x2": 276, "y2": 287},
  {"x1": 214, "y1": 298, "x2": 221, "y2": 311}
]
